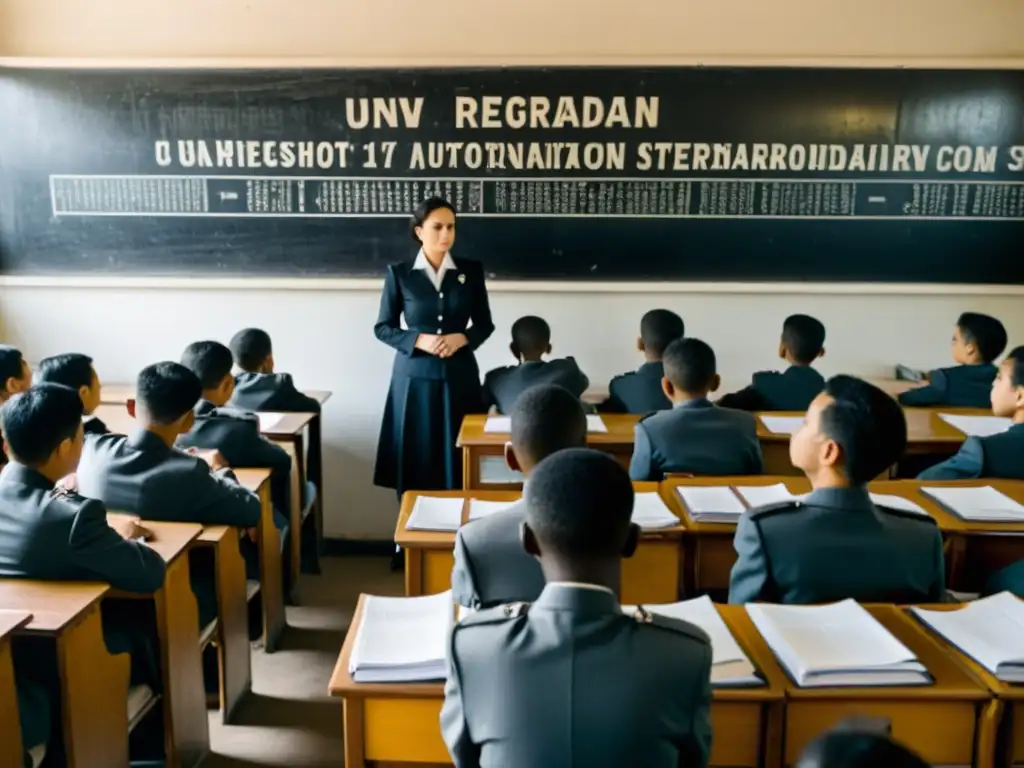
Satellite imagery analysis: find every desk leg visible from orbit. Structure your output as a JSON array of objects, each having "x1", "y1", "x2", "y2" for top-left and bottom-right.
[
  {"x1": 343, "y1": 698, "x2": 366, "y2": 768},
  {"x1": 282, "y1": 441, "x2": 303, "y2": 603},
  {"x1": 975, "y1": 699, "x2": 1002, "y2": 768},
  {"x1": 214, "y1": 533, "x2": 252, "y2": 724},
  {"x1": 308, "y1": 417, "x2": 324, "y2": 572},
  {"x1": 58, "y1": 603, "x2": 132, "y2": 768},
  {"x1": 461, "y1": 447, "x2": 473, "y2": 491},
  {"x1": 762, "y1": 701, "x2": 785, "y2": 768},
  {"x1": 405, "y1": 549, "x2": 424, "y2": 596},
  {"x1": 258, "y1": 481, "x2": 287, "y2": 653},
  {"x1": 0, "y1": 635, "x2": 24, "y2": 768},
  {"x1": 157, "y1": 555, "x2": 210, "y2": 768},
  {"x1": 945, "y1": 534, "x2": 967, "y2": 592}
]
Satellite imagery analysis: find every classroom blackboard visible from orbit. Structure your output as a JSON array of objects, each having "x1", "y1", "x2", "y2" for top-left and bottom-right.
[{"x1": 1, "y1": 67, "x2": 1022, "y2": 281}]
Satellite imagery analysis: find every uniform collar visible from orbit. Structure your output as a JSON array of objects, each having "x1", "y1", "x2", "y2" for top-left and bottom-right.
[
  {"x1": 412, "y1": 249, "x2": 456, "y2": 291},
  {"x1": 1009, "y1": 422, "x2": 1024, "y2": 433},
  {"x1": 126, "y1": 427, "x2": 174, "y2": 453},
  {"x1": 673, "y1": 397, "x2": 712, "y2": 410},
  {"x1": 535, "y1": 582, "x2": 619, "y2": 615},
  {"x1": 637, "y1": 361, "x2": 664, "y2": 378},
  {"x1": 783, "y1": 364, "x2": 822, "y2": 378},
  {"x1": 804, "y1": 485, "x2": 874, "y2": 511},
  {"x1": 0, "y1": 462, "x2": 56, "y2": 491},
  {"x1": 194, "y1": 399, "x2": 217, "y2": 417}
]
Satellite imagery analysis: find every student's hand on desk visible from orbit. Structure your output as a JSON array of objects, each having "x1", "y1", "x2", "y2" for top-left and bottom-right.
[
  {"x1": 187, "y1": 448, "x2": 230, "y2": 471},
  {"x1": 435, "y1": 333, "x2": 468, "y2": 358},
  {"x1": 110, "y1": 516, "x2": 153, "y2": 542}
]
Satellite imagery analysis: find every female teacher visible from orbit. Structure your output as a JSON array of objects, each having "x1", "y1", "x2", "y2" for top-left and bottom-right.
[{"x1": 373, "y1": 197, "x2": 495, "y2": 498}]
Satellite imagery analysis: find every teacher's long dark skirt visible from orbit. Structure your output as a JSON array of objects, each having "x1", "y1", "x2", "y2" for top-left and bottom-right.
[{"x1": 374, "y1": 373, "x2": 483, "y2": 495}]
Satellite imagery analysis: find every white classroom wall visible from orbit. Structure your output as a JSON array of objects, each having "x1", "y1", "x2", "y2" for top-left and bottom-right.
[{"x1": 1, "y1": 0, "x2": 1022, "y2": 539}]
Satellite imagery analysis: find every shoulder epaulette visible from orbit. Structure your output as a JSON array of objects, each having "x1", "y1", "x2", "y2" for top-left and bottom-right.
[
  {"x1": 457, "y1": 602, "x2": 530, "y2": 629},
  {"x1": 875, "y1": 504, "x2": 939, "y2": 525},
  {"x1": 49, "y1": 485, "x2": 81, "y2": 502},
  {"x1": 636, "y1": 410, "x2": 660, "y2": 424},
  {"x1": 631, "y1": 605, "x2": 712, "y2": 645},
  {"x1": 747, "y1": 500, "x2": 804, "y2": 520}
]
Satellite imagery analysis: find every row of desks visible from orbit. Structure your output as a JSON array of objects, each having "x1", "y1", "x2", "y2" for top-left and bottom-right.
[
  {"x1": 457, "y1": 407, "x2": 983, "y2": 487},
  {"x1": 396, "y1": 478, "x2": 1024, "y2": 603},
  {"x1": 328, "y1": 596, "x2": 1022, "y2": 768}
]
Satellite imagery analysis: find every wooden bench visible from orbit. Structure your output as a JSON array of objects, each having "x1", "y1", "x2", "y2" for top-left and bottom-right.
[{"x1": 0, "y1": 610, "x2": 32, "y2": 768}]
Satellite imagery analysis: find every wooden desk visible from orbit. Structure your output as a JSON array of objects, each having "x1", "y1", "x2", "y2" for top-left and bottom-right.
[
  {"x1": 0, "y1": 610, "x2": 32, "y2": 768},
  {"x1": 667, "y1": 476, "x2": 812, "y2": 595},
  {"x1": 329, "y1": 596, "x2": 787, "y2": 768},
  {"x1": 236, "y1": 468, "x2": 286, "y2": 653},
  {"x1": 778, "y1": 605, "x2": 992, "y2": 768},
  {"x1": 395, "y1": 483, "x2": 685, "y2": 605},
  {"x1": 864, "y1": 377, "x2": 920, "y2": 398},
  {"x1": 867, "y1": 479, "x2": 1024, "y2": 592},
  {"x1": 112, "y1": 521, "x2": 209, "y2": 768},
  {"x1": 0, "y1": 581, "x2": 132, "y2": 768},
  {"x1": 99, "y1": 383, "x2": 330, "y2": 406},
  {"x1": 457, "y1": 414, "x2": 640, "y2": 490},
  {"x1": 906, "y1": 602, "x2": 1023, "y2": 768}
]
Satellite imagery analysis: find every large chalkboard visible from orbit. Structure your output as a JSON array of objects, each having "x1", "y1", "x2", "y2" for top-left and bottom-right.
[{"x1": 1, "y1": 67, "x2": 1022, "y2": 282}]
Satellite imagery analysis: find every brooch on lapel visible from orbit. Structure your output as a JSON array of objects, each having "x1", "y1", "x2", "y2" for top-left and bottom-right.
[{"x1": 458, "y1": 273, "x2": 466, "y2": 284}]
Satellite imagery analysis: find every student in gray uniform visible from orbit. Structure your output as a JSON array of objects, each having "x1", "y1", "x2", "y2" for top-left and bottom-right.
[
  {"x1": 718, "y1": 314, "x2": 826, "y2": 412},
  {"x1": 919, "y1": 345, "x2": 1024, "y2": 481},
  {"x1": 0, "y1": 384, "x2": 166, "y2": 764},
  {"x1": 603, "y1": 309, "x2": 684, "y2": 413},
  {"x1": 452, "y1": 384, "x2": 587, "y2": 609},
  {"x1": 0, "y1": 345, "x2": 32, "y2": 467},
  {"x1": 482, "y1": 316, "x2": 589, "y2": 414},
  {"x1": 441, "y1": 449, "x2": 713, "y2": 768},
  {"x1": 729, "y1": 375, "x2": 945, "y2": 605},
  {"x1": 898, "y1": 312, "x2": 1007, "y2": 408},
  {"x1": 629, "y1": 338, "x2": 763, "y2": 481},
  {"x1": 35, "y1": 352, "x2": 109, "y2": 435},
  {"x1": 228, "y1": 328, "x2": 321, "y2": 414}
]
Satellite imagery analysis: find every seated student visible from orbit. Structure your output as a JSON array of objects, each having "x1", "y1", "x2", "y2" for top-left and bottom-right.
[
  {"x1": 76, "y1": 363, "x2": 262, "y2": 632},
  {"x1": 228, "y1": 328, "x2": 321, "y2": 413},
  {"x1": 482, "y1": 316, "x2": 589, "y2": 414},
  {"x1": 629, "y1": 338, "x2": 763, "y2": 481},
  {"x1": 602, "y1": 308, "x2": 684, "y2": 413},
  {"x1": 718, "y1": 314, "x2": 826, "y2": 411},
  {"x1": 0, "y1": 345, "x2": 32, "y2": 466},
  {"x1": 919, "y1": 345, "x2": 1024, "y2": 480},
  {"x1": 898, "y1": 312, "x2": 1007, "y2": 408},
  {"x1": 441, "y1": 448, "x2": 713, "y2": 768},
  {"x1": 35, "y1": 353, "x2": 109, "y2": 435},
  {"x1": 0, "y1": 384, "x2": 166, "y2": 762},
  {"x1": 728, "y1": 375, "x2": 945, "y2": 605},
  {"x1": 452, "y1": 384, "x2": 587, "y2": 609}
]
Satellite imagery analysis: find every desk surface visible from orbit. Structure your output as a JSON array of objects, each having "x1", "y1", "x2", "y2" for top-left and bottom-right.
[
  {"x1": 666, "y1": 476, "x2": 813, "y2": 534},
  {"x1": 100, "y1": 383, "x2": 331, "y2": 407},
  {"x1": 258, "y1": 411, "x2": 316, "y2": 437},
  {"x1": 234, "y1": 468, "x2": 273, "y2": 494},
  {"x1": 0, "y1": 610, "x2": 32, "y2": 640},
  {"x1": 0, "y1": 581, "x2": 110, "y2": 633},
  {"x1": 395, "y1": 483, "x2": 686, "y2": 549},
  {"x1": 755, "y1": 408, "x2": 982, "y2": 444},
  {"x1": 458, "y1": 413, "x2": 640, "y2": 448},
  {"x1": 93, "y1": 404, "x2": 313, "y2": 439},
  {"x1": 135, "y1": 521, "x2": 202, "y2": 563}
]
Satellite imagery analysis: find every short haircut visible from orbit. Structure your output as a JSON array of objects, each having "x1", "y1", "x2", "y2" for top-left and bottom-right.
[
  {"x1": 797, "y1": 731, "x2": 929, "y2": 768},
  {"x1": 0, "y1": 383, "x2": 84, "y2": 466},
  {"x1": 410, "y1": 196, "x2": 456, "y2": 243},
  {"x1": 181, "y1": 341, "x2": 235, "y2": 390},
  {"x1": 662, "y1": 338, "x2": 716, "y2": 392},
  {"x1": 820, "y1": 375, "x2": 907, "y2": 484},
  {"x1": 958, "y1": 312, "x2": 1008, "y2": 362},
  {"x1": 639, "y1": 309, "x2": 685, "y2": 357},
  {"x1": 135, "y1": 362, "x2": 202, "y2": 425},
  {"x1": 525, "y1": 448, "x2": 635, "y2": 558},
  {"x1": 36, "y1": 353, "x2": 95, "y2": 391},
  {"x1": 1007, "y1": 346, "x2": 1024, "y2": 389},
  {"x1": 0, "y1": 345, "x2": 26, "y2": 384},
  {"x1": 510, "y1": 315, "x2": 551, "y2": 357},
  {"x1": 782, "y1": 314, "x2": 826, "y2": 364},
  {"x1": 510, "y1": 384, "x2": 587, "y2": 465},
  {"x1": 229, "y1": 328, "x2": 272, "y2": 372}
]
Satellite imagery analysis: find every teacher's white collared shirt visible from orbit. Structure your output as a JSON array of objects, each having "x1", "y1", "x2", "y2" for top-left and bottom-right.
[{"x1": 413, "y1": 248, "x2": 456, "y2": 292}]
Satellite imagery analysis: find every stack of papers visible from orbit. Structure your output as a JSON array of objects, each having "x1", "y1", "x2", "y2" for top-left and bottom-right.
[
  {"x1": 349, "y1": 591, "x2": 454, "y2": 682},
  {"x1": 405, "y1": 496, "x2": 464, "y2": 531},
  {"x1": 733, "y1": 483, "x2": 803, "y2": 507},
  {"x1": 624, "y1": 596, "x2": 762, "y2": 687},
  {"x1": 868, "y1": 494, "x2": 929, "y2": 517},
  {"x1": 758, "y1": 415, "x2": 805, "y2": 435},
  {"x1": 921, "y1": 486, "x2": 1024, "y2": 522},
  {"x1": 676, "y1": 486, "x2": 746, "y2": 523},
  {"x1": 911, "y1": 592, "x2": 1024, "y2": 683},
  {"x1": 467, "y1": 499, "x2": 518, "y2": 521},
  {"x1": 938, "y1": 413, "x2": 1013, "y2": 438},
  {"x1": 630, "y1": 492, "x2": 680, "y2": 530},
  {"x1": 747, "y1": 600, "x2": 931, "y2": 687},
  {"x1": 483, "y1": 414, "x2": 609, "y2": 434}
]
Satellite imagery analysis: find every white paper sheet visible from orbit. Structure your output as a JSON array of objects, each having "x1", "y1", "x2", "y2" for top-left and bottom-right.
[
  {"x1": 257, "y1": 412, "x2": 285, "y2": 432},
  {"x1": 921, "y1": 485, "x2": 1024, "y2": 522},
  {"x1": 467, "y1": 499, "x2": 519, "y2": 521},
  {"x1": 585, "y1": 414, "x2": 609, "y2": 433},
  {"x1": 478, "y1": 457, "x2": 525, "y2": 485},
  {"x1": 349, "y1": 591, "x2": 454, "y2": 682},
  {"x1": 405, "y1": 496, "x2": 464, "y2": 531},
  {"x1": 675, "y1": 486, "x2": 746, "y2": 522},
  {"x1": 758, "y1": 415, "x2": 806, "y2": 435},
  {"x1": 630, "y1": 492, "x2": 680, "y2": 529},
  {"x1": 734, "y1": 483, "x2": 800, "y2": 508},
  {"x1": 868, "y1": 493, "x2": 930, "y2": 516},
  {"x1": 938, "y1": 413, "x2": 1013, "y2": 438},
  {"x1": 483, "y1": 416, "x2": 512, "y2": 433}
]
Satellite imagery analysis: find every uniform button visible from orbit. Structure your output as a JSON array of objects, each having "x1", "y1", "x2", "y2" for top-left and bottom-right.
[
  {"x1": 437, "y1": 314, "x2": 443, "y2": 321},
  {"x1": 436, "y1": 328, "x2": 442, "y2": 333},
  {"x1": 439, "y1": 292, "x2": 444, "y2": 298}
]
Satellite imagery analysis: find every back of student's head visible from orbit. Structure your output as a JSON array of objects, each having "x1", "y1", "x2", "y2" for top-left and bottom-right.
[
  {"x1": 36, "y1": 353, "x2": 95, "y2": 391},
  {"x1": 0, "y1": 344, "x2": 26, "y2": 382},
  {"x1": 525, "y1": 448, "x2": 635, "y2": 558},
  {"x1": 230, "y1": 328, "x2": 273, "y2": 372},
  {"x1": 640, "y1": 309, "x2": 685, "y2": 358},
  {"x1": 1007, "y1": 346, "x2": 1024, "y2": 388},
  {"x1": 510, "y1": 315, "x2": 551, "y2": 358},
  {"x1": 782, "y1": 314, "x2": 826, "y2": 365},
  {"x1": 181, "y1": 341, "x2": 235, "y2": 390},
  {"x1": 136, "y1": 362, "x2": 202, "y2": 425},
  {"x1": 797, "y1": 730, "x2": 930, "y2": 768},
  {"x1": 0, "y1": 383, "x2": 83, "y2": 467},
  {"x1": 663, "y1": 338, "x2": 717, "y2": 393},
  {"x1": 957, "y1": 312, "x2": 1007, "y2": 363},
  {"x1": 821, "y1": 375, "x2": 907, "y2": 484},
  {"x1": 511, "y1": 384, "x2": 587, "y2": 467}
]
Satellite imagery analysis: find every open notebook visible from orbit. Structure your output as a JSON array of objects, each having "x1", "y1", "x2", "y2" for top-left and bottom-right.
[
  {"x1": 747, "y1": 600, "x2": 931, "y2": 688},
  {"x1": 631, "y1": 492, "x2": 680, "y2": 530},
  {"x1": 676, "y1": 483, "x2": 807, "y2": 524},
  {"x1": 911, "y1": 592, "x2": 1024, "y2": 683},
  {"x1": 405, "y1": 496, "x2": 464, "y2": 532},
  {"x1": 938, "y1": 413, "x2": 1013, "y2": 438},
  {"x1": 623, "y1": 596, "x2": 762, "y2": 687},
  {"x1": 349, "y1": 591, "x2": 454, "y2": 682},
  {"x1": 921, "y1": 485, "x2": 1024, "y2": 522},
  {"x1": 484, "y1": 414, "x2": 609, "y2": 434}
]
